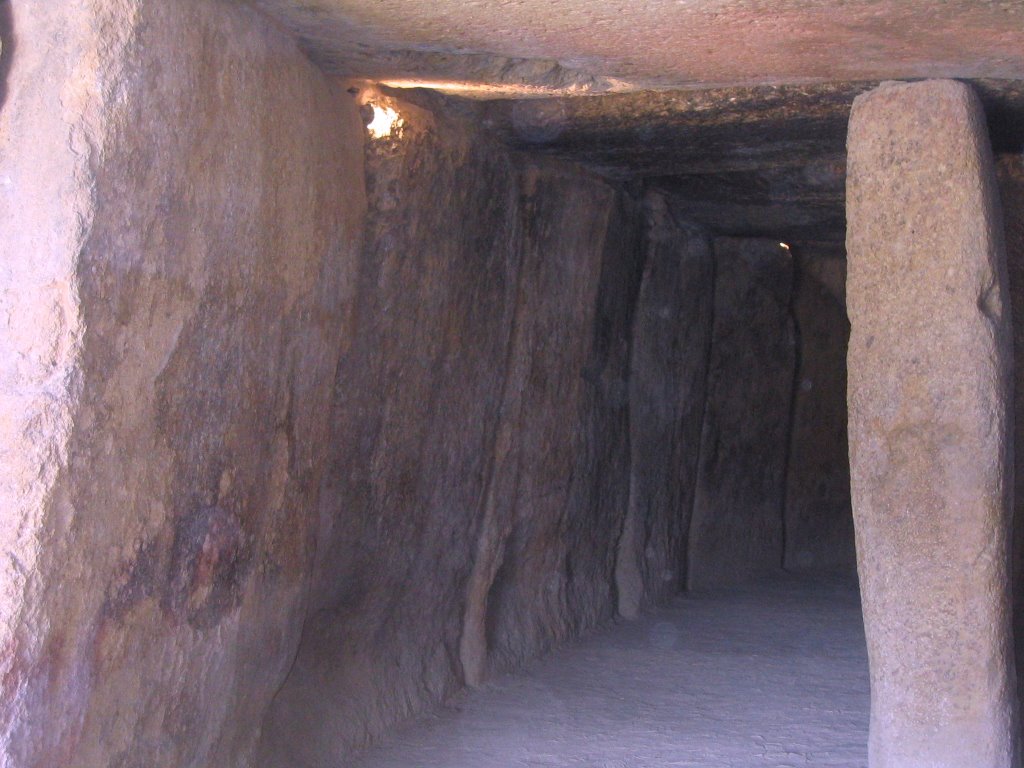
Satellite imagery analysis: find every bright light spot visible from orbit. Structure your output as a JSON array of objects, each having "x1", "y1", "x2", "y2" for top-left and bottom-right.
[
  {"x1": 366, "y1": 104, "x2": 402, "y2": 139},
  {"x1": 381, "y1": 78, "x2": 541, "y2": 95},
  {"x1": 779, "y1": 242, "x2": 791, "y2": 250}
]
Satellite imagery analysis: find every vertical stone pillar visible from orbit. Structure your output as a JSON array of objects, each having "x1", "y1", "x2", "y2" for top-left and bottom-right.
[
  {"x1": 687, "y1": 237, "x2": 795, "y2": 590},
  {"x1": 846, "y1": 80, "x2": 1018, "y2": 768},
  {"x1": 617, "y1": 194, "x2": 713, "y2": 617}
]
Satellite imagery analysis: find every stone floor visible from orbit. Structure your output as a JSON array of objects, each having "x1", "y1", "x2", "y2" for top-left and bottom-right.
[{"x1": 349, "y1": 576, "x2": 869, "y2": 768}]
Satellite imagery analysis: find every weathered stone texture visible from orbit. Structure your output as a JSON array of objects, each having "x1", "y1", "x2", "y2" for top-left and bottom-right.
[
  {"x1": 616, "y1": 194, "x2": 714, "y2": 617},
  {"x1": 0, "y1": 1, "x2": 365, "y2": 766},
  {"x1": 0, "y1": 9, "x2": 97, "y2": 754},
  {"x1": 847, "y1": 80, "x2": 1017, "y2": 768},
  {"x1": 257, "y1": 95, "x2": 525, "y2": 766},
  {"x1": 783, "y1": 248, "x2": 856, "y2": 575},
  {"x1": 687, "y1": 238, "x2": 796, "y2": 590},
  {"x1": 997, "y1": 153, "x2": 1024, "y2": 748},
  {"x1": 478, "y1": 166, "x2": 644, "y2": 674},
  {"x1": 256, "y1": 91, "x2": 644, "y2": 765}
]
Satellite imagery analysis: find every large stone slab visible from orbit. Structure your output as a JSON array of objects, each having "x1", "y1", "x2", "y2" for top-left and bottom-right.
[
  {"x1": 783, "y1": 247, "x2": 856, "y2": 575},
  {"x1": 846, "y1": 80, "x2": 1017, "y2": 768},
  {"x1": 257, "y1": 89, "x2": 646, "y2": 763},
  {"x1": 252, "y1": 0, "x2": 1024, "y2": 93},
  {"x1": 256, "y1": 92, "x2": 526, "y2": 766},
  {"x1": 616, "y1": 194, "x2": 714, "y2": 617},
  {"x1": 997, "y1": 152, "x2": 1024, "y2": 753},
  {"x1": 687, "y1": 237, "x2": 796, "y2": 590},
  {"x1": 467, "y1": 164, "x2": 644, "y2": 675},
  {"x1": 0, "y1": 2, "x2": 365, "y2": 766}
]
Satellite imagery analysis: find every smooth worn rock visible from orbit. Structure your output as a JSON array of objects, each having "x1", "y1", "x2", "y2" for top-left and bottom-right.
[
  {"x1": 0, "y1": 8, "x2": 94, "y2": 756},
  {"x1": 846, "y1": 80, "x2": 1018, "y2": 768},
  {"x1": 616, "y1": 194, "x2": 714, "y2": 618},
  {"x1": 0, "y1": 2, "x2": 365, "y2": 766},
  {"x1": 783, "y1": 246, "x2": 856, "y2": 575},
  {"x1": 687, "y1": 238, "x2": 796, "y2": 590}
]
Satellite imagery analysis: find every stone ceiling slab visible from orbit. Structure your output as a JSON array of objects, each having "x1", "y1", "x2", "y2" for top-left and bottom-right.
[
  {"x1": 246, "y1": 0, "x2": 1024, "y2": 245},
  {"x1": 251, "y1": 1, "x2": 1024, "y2": 94}
]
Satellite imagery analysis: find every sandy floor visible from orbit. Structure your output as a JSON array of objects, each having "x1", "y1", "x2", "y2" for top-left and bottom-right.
[{"x1": 349, "y1": 576, "x2": 869, "y2": 768}]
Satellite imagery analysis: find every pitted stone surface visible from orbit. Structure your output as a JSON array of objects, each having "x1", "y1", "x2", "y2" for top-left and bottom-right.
[{"x1": 846, "y1": 80, "x2": 1017, "y2": 768}]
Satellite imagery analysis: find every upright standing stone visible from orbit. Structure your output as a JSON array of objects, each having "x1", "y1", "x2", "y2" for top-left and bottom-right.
[
  {"x1": 783, "y1": 247, "x2": 856, "y2": 576},
  {"x1": 616, "y1": 194, "x2": 713, "y2": 617},
  {"x1": 997, "y1": 153, "x2": 1024, "y2": 747},
  {"x1": 846, "y1": 80, "x2": 1019, "y2": 768},
  {"x1": 687, "y1": 237, "x2": 795, "y2": 590}
]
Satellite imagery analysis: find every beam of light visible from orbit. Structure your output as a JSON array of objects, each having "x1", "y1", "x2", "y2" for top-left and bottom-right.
[
  {"x1": 366, "y1": 104, "x2": 402, "y2": 139},
  {"x1": 779, "y1": 242, "x2": 791, "y2": 250},
  {"x1": 378, "y1": 79, "x2": 621, "y2": 98},
  {"x1": 380, "y1": 79, "x2": 552, "y2": 95}
]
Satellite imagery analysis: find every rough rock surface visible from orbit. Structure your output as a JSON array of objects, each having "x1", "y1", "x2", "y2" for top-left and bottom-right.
[
  {"x1": 997, "y1": 153, "x2": 1024, "y2": 745},
  {"x1": 0, "y1": 2, "x2": 365, "y2": 766},
  {"x1": 256, "y1": 93, "x2": 526, "y2": 766},
  {"x1": 257, "y1": 90, "x2": 645, "y2": 766},
  {"x1": 0, "y1": 9, "x2": 94, "y2": 754},
  {"x1": 251, "y1": 0, "x2": 1024, "y2": 93},
  {"x1": 783, "y1": 246, "x2": 856, "y2": 575},
  {"x1": 478, "y1": 164, "x2": 644, "y2": 677},
  {"x1": 687, "y1": 238, "x2": 796, "y2": 590},
  {"x1": 616, "y1": 195, "x2": 714, "y2": 617},
  {"x1": 846, "y1": 80, "x2": 1017, "y2": 768}
]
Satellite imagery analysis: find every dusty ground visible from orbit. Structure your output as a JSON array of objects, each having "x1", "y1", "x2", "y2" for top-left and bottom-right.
[{"x1": 349, "y1": 577, "x2": 869, "y2": 768}]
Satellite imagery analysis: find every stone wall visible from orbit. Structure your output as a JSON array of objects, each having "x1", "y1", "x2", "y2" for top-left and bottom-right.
[
  {"x1": 1, "y1": 3, "x2": 863, "y2": 764},
  {"x1": 616, "y1": 193, "x2": 714, "y2": 615},
  {"x1": 0, "y1": 1, "x2": 365, "y2": 765},
  {"x1": 618, "y1": 220, "x2": 855, "y2": 597},
  {"x1": 477, "y1": 167, "x2": 645, "y2": 675},
  {"x1": 256, "y1": 92, "x2": 526, "y2": 764},
  {"x1": 783, "y1": 246, "x2": 856, "y2": 575},
  {"x1": 257, "y1": 92, "x2": 647, "y2": 766},
  {"x1": 847, "y1": 80, "x2": 1017, "y2": 767},
  {"x1": 687, "y1": 238, "x2": 797, "y2": 590}
]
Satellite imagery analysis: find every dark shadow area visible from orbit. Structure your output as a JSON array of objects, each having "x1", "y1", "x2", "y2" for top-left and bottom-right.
[
  {"x1": 996, "y1": 153, "x2": 1024, "y2": 746},
  {"x1": 0, "y1": 1, "x2": 14, "y2": 115},
  {"x1": 976, "y1": 79, "x2": 1024, "y2": 156}
]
